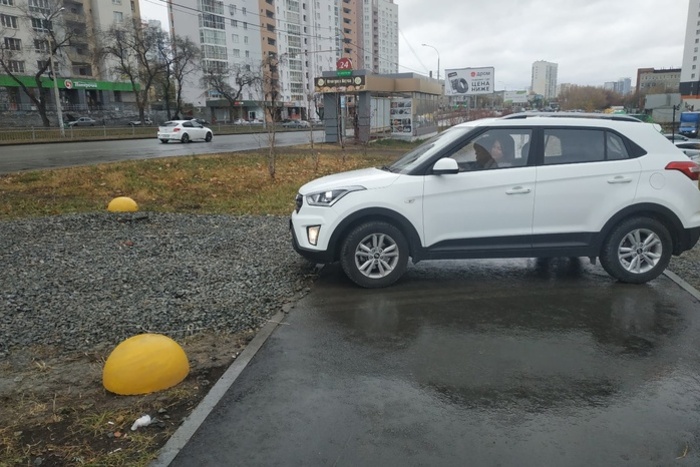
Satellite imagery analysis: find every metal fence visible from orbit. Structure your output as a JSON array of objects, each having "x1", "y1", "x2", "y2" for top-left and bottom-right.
[{"x1": 0, "y1": 123, "x2": 311, "y2": 145}]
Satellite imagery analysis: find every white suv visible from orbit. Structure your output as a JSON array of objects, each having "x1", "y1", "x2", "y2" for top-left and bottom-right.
[{"x1": 291, "y1": 116, "x2": 700, "y2": 288}]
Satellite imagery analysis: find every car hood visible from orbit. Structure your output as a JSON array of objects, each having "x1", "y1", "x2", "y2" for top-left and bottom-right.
[{"x1": 298, "y1": 167, "x2": 400, "y2": 194}]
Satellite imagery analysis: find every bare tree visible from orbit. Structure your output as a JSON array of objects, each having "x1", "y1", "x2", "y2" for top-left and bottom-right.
[
  {"x1": 257, "y1": 54, "x2": 285, "y2": 179},
  {"x1": 158, "y1": 36, "x2": 200, "y2": 119},
  {"x1": 200, "y1": 62, "x2": 258, "y2": 123},
  {"x1": 0, "y1": 2, "x2": 82, "y2": 127},
  {"x1": 103, "y1": 21, "x2": 167, "y2": 122}
]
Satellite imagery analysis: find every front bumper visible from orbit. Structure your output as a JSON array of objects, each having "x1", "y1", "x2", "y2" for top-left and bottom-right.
[{"x1": 290, "y1": 218, "x2": 335, "y2": 263}]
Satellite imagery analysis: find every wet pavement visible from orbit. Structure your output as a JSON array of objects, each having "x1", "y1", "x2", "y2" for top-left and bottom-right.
[{"x1": 168, "y1": 259, "x2": 700, "y2": 466}]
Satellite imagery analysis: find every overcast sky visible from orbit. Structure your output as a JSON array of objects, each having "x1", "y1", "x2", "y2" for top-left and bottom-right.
[{"x1": 138, "y1": 0, "x2": 689, "y2": 90}]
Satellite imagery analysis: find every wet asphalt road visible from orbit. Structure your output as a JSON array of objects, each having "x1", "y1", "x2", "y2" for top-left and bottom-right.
[
  {"x1": 169, "y1": 258, "x2": 700, "y2": 466},
  {"x1": 0, "y1": 130, "x2": 323, "y2": 173}
]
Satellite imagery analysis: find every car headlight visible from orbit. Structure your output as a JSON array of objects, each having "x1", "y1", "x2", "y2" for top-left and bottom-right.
[{"x1": 305, "y1": 186, "x2": 365, "y2": 207}]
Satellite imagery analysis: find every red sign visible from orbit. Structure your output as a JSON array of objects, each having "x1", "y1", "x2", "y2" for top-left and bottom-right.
[{"x1": 336, "y1": 58, "x2": 353, "y2": 70}]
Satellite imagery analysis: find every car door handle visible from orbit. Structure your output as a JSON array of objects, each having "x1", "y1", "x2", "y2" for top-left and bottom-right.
[
  {"x1": 505, "y1": 186, "x2": 531, "y2": 195},
  {"x1": 607, "y1": 176, "x2": 633, "y2": 184}
]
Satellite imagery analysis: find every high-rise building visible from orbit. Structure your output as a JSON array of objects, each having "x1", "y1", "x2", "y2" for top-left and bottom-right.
[
  {"x1": 168, "y1": 0, "x2": 398, "y2": 120},
  {"x1": 531, "y1": 60, "x2": 558, "y2": 100},
  {"x1": 0, "y1": 0, "x2": 141, "y2": 115},
  {"x1": 680, "y1": 0, "x2": 700, "y2": 98},
  {"x1": 362, "y1": 0, "x2": 398, "y2": 74}
]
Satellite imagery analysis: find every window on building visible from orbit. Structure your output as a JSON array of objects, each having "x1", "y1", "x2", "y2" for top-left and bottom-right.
[
  {"x1": 4, "y1": 37, "x2": 21, "y2": 50},
  {"x1": 34, "y1": 39, "x2": 48, "y2": 53},
  {"x1": 242, "y1": 7, "x2": 246, "y2": 15},
  {"x1": 244, "y1": 36, "x2": 248, "y2": 44},
  {"x1": 232, "y1": 34, "x2": 239, "y2": 43},
  {"x1": 0, "y1": 0, "x2": 15, "y2": 5},
  {"x1": 7, "y1": 60, "x2": 24, "y2": 73},
  {"x1": 30, "y1": 17, "x2": 51, "y2": 31},
  {"x1": 232, "y1": 49, "x2": 240, "y2": 57},
  {"x1": 245, "y1": 50, "x2": 249, "y2": 57},
  {"x1": 231, "y1": 19, "x2": 237, "y2": 26},
  {"x1": 112, "y1": 0, "x2": 122, "y2": 4},
  {"x1": 230, "y1": 4, "x2": 236, "y2": 15},
  {"x1": 113, "y1": 11, "x2": 124, "y2": 23},
  {"x1": 28, "y1": 0, "x2": 50, "y2": 13}
]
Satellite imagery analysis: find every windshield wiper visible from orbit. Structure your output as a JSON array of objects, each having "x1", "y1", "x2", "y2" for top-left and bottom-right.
[{"x1": 379, "y1": 165, "x2": 394, "y2": 172}]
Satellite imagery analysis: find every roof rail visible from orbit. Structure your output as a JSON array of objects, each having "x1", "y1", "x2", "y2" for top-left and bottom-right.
[{"x1": 502, "y1": 112, "x2": 642, "y2": 122}]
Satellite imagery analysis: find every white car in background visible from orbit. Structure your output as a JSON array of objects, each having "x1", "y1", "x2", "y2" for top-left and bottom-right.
[{"x1": 157, "y1": 120, "x2": 213, "y2": 143}]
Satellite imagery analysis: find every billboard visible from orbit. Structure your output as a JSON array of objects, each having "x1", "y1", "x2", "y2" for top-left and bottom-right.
[
  {"x1": 444, "y1": 67, "x2": 494, "y2": 96},
  {"x1": 503, "y1": 90, "x2": 529, "y2": 104}
]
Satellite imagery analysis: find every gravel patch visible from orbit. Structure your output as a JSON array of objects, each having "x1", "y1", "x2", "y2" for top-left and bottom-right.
[
  {"x1": 0, "y1": 213, "x2": 317, "y2": 358},
  {"x1": 1, "y1": 212, "x2": 698, "y2": 360}
]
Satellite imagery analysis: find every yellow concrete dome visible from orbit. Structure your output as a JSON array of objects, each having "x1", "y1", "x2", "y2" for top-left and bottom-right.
[
  {"x1": 103, "y1": 334, "x2": 189, "y2": 395},
  {"x1": 107, "y1": 196, "x2": 138, "y2": 212}
]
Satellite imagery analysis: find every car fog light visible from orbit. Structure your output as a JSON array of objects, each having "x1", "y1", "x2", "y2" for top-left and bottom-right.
[{"x1": 307, "y1": 225, "x2": 321, "y2": 246}]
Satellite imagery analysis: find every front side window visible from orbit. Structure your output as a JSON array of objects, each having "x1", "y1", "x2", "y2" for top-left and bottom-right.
[{"x1": 448, "y1": 128, "x2": 533, "y2": 172}]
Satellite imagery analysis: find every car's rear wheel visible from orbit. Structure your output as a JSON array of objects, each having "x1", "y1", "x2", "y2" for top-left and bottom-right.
[
  {"x1": 205, "y1": 132, "x2": 213, "y2": 142},
  {"x1": 599, "y1": 217, "x2": 672, "y2": 284},
  {"x1": 181, "y1": 133, "x2": 190, "y2": 143},
  {"x1": 340, "y1": 221, "x2": 409, "y2": 288}
]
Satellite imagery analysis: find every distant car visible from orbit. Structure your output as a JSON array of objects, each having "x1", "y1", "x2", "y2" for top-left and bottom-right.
[
  {"x1": 68, "y1": 116, "x2": 96, "y2": 127},
  {"x1": 675, "y1": 141, "x2": 700, "y2": 161},
  {"x1": 128, "y1": 118, "x2": 153, "y2": 126},
  {"x1": 282, "y1": 120, "x2": 310, "y2": 128},
  {"x1": 664, "y1": 133, "x2": 688, "y2": 141},
  {"x1": 157, "y1": 120, "x2": 213, "y2": 143},
  {"x1": 233, "y1": 119, "x2": 249, "y2": 125}
]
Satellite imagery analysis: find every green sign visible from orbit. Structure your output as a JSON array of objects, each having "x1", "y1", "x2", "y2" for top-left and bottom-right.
[
  {"x1": 0, "y1": 74, "x2": 137, "y2": 91},
  {"x1": 336, "y1": 70, "x2": 352, "y2": 77}
]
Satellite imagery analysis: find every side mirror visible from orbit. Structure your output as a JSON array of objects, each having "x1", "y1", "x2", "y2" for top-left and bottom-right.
[{"x1": 432, "y1": 158, "x2": 459, "y2": 175}]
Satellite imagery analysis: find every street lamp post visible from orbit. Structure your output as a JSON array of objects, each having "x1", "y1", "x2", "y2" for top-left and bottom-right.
[
  {"x1": 48, "y1": 8, "x2": 65, "y2": 137},
  {"x1": 421, "y1": 43, "x2": 440, "y2": 81}
]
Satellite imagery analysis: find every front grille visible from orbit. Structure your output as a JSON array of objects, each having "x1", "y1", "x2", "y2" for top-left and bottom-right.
[{"x1": 295, "y1": 193, "x2": 303, "y2": 213}]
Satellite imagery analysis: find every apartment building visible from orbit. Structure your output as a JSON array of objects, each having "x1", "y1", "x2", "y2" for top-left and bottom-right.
[
  {"x1": 169, "y1": 0, "x2": 397, "y2": 121},
  {"x1": 680, "y1": 0, "x2": 700, "y2": 104},
  {"x1": 361, "y1": 0, "x2": 397, "y2": 74},
  {"x1": 531, "y1": 60, "x2": 558, "y2": 100},
  {"x1": 636, "y1": 67, "x2": 681, "y2": 95},
  {"x1": 0, "y1": 0, "x2": 141, "y2": 114}
]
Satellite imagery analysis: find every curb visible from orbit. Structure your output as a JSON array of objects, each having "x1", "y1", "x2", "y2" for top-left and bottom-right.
[{"x1": 151, "y1": 306, "x2": 291, "y2": 466}]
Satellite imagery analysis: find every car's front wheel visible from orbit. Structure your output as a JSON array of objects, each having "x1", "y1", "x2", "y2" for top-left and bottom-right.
[
  {"x1": 205, "y1": 132, "x2": 213, "y2": 142},
  {"x1": 599, "y1": 217, "x2": 672, "y2": 284},
  {"x1": 340, "y1": 221, "x2": 409, "y2": 288}
]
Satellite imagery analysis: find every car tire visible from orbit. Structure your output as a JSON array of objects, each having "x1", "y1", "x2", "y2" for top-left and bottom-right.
[
  {"x1": 205, "y1": 132, "x2": 212, "y2": 142},
  {"x1": 160, "y1": 139, "x2": 168, "y2": 143},
  {"x1": 340, "y1": 221, "x2": 409, "y2": 288},
  {"x1": 181, "y1": 133, "x2": 190, "y2": 143},
  {"x1": 599, "y1": 217, "x2": 672, "y2": 284}
]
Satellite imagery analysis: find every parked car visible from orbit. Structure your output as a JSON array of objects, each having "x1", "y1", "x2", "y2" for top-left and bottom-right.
[
  {"x1": 282, "y1": 119, "x2": 310, "y2": 128},
  {"x1": 157, "y1": 120, "x2": 213, "y2": 143},
  {"x1": 291, "y1": 114, "x2": 700, "y2": 288},
  {"x1": 128, "y1": 118, "x2": 153, "y2": 126},
  {"x1": 233, "y1": 119, "x2": 249, "y2": 125},
  {"x1": 675, "y1": 141, "x2": 700, "y2": 161},
  {"x1": 663, "y1": 133, "x2": 688, "y2": 141},
  {"x1": 68, "y1": 116, "x2": 97, "y2": 127}
]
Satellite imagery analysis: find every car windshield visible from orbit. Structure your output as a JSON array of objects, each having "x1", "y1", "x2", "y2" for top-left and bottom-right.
[{"x1": 386, "y1": 126, "x2": 473, "y2": 173}]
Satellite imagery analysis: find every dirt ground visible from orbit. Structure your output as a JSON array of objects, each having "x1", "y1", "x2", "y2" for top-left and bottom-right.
[{"x1": 0, "y1": 329, "x2": 256, "y2": 466}]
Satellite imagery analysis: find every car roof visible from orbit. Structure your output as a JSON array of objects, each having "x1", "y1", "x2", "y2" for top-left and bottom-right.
[{"x1": 502, "y1": 111, "x2": 643, "y2": 122}]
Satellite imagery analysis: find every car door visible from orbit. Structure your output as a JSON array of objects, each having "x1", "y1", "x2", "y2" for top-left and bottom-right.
[
  {"x1": 422, "y1": 128, "x2": 536, "y2": 252},
  {"x1": 532, "y1": 127, "x2": 642, "y2": 248}
]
